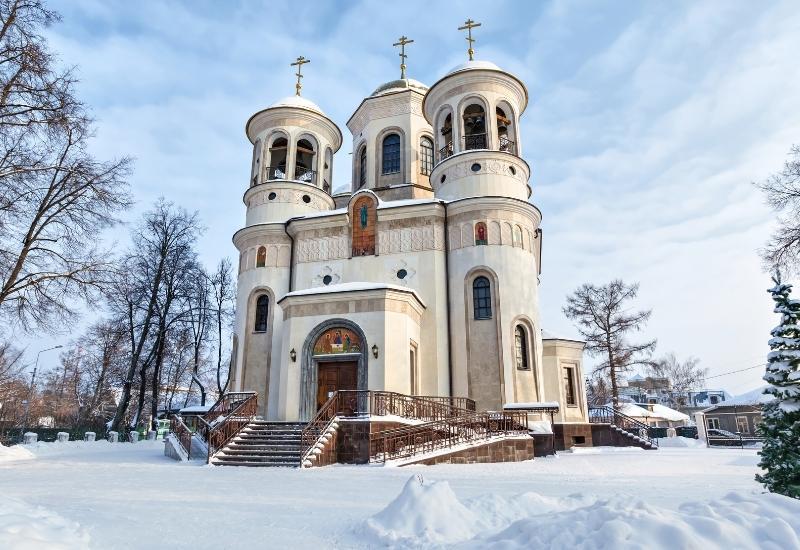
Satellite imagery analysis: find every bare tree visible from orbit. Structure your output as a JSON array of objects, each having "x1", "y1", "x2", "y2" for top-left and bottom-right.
[
  {"x1": 0, "y1": 0, "x2": 132, "y2": 333},
  {"x1": 757, "y1": 145, "x2": 800, "y2": 275},
  {"x1": 108, "y1": 200, "x2": 199, "y2": 433},
  {"x1": 183, "y1": 264, "x2": 210, "y2": 407},
  {"x1": 209, "y1": 258, "x2": 235, "y2": 395},
  {"x1": 648, "y1": 352, "x2": 708, "y2": 395},
  {"x1": 563, "y1": 280, "x2": 656, "y2": 407}
]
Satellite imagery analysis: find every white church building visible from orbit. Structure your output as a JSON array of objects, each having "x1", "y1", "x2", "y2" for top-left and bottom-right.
[{"x1": 228, "y1": 36, "x2": 589, "y2": 428}]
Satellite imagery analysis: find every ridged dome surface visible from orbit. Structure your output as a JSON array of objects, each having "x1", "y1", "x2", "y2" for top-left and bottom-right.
[
  {"x1": 370, "y1": 78, "x2": 428, "y2": 97},
  {"x1": 268, "y1": 95, "x2": 324, "y2": 115}
]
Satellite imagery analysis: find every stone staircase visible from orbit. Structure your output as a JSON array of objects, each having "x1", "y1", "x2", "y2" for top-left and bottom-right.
[
  {"x1": 211, "y1": 421, "x2": 306, "y2": 467},
  {"x1": 610, "y1": 424, "x2": 658, "y2": 450}
]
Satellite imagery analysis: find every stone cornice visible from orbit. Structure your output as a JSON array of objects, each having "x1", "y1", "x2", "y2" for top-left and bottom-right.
[
  {"x1": 232, "y1": 223, "x2": 290, "y2": 249},
  {"x1": 246, "y1": 106, "x2": 343, "y2": 150},
  {"x1": 423, "y1": 68, "x2": 529, "y2": 123},
  {"x1": 347, "y1": 90, "x2": 426, "y2": 137}
]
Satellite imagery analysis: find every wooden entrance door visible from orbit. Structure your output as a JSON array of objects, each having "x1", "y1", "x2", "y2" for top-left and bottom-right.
[{"x1": 316, "y1": 361, "x2": 358, "y2": 412}]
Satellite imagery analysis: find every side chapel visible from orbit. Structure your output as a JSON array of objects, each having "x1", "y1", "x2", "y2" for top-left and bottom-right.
[{"x1": 229, "y1": 26, "x2": 590, "y2": 434}]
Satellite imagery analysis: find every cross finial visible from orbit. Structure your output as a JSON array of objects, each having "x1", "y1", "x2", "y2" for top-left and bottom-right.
[
  {"x1": 458, "y1": 18, "x2": 482, "y2": 61},
  {"x1": 290, "y1": 55, "x2": 311, "y2": 96},
  {"x1": 392, "y1": 35, "x2": 414, "y2": 79}
]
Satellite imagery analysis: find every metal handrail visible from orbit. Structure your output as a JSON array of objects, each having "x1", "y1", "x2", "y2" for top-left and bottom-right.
[
  {"x1": 369, "y1": 410, "x2": 530, "y2": 463},
  {"x1": 439, "y1": 141, "x2": 454, "y2": 162},
  {"x1": 295, "y1": 166, "x2": 317, "y2": 184},
  {"x1": 588, "y1": 405, "x2": 659, "y2": 448},
  {"x1": 203, "y1": 392, "x2": 259, "y2": 462},
  {"x1": 499, "y1": 136, "x2": 516, "y2": 154},
  {"x1": 170, "y1": 415, "x2": 194, "y2": 459},
  {"x1": 299, "y1": 390, "x2": 478, "y2": 465},
  {"x1": 264, "y1": 165, "x2": 287, "y2": 181}
]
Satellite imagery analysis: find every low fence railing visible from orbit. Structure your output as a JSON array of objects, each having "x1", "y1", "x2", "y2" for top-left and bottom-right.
[
  {"x1": 588, "y1": 405, "x2": 659, "y2": 448},
  {"x1": 170, "y1": 416, "x2": 194, "y2": 459},
  {"x1": 201, "y1": 392, "x2": 258, "y2": 462},
  {"x1": 369, "y1": 410, "x2": 531, "y2": 463}
]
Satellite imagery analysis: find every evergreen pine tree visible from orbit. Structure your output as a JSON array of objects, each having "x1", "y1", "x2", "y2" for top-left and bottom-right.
[{"x1": 756, "y1": 274, "x2": 800, "y2": 499}]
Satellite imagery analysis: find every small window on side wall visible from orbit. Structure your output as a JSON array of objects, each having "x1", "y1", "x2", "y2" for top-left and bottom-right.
[
  {"x1": 420, "y1": 137, "x2": 434, "y2": 176},
  {"x1": 472, "y1": 276, "x2": 492, "y2": 320},
  {"x1": 254, "y1": 295, "x2": 269, "y2": 332},
  {"x1": 563, "y1": 366, "x2": 577, "y2": 405},
  {"x1": 514, "y1": 325, "x2": 529, "y2": 370},
  {"x1": 358, "y1": 147, "x2": 367, "y2": 188},
  {"x1": 256, "y1": 246, "x2": 266, "y2": 268}
]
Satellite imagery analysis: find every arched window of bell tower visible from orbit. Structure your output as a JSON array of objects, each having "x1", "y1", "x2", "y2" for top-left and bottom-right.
[
  {"x1": 419, "y1": 136, "x2": 434, "y2": 176},
  {"x1": 295, "y1": 136, "x2": 317, "y2": 185},
  {"x1": 462, "y1": 102, "x2": 487, "y2": 151},
  {"x1": 266, "y1": 135, "x2": 288, "y2": 180},
  {"x1": 323, "y1": 147, "x2": 333, "y2": 194},
  {"x1": 381, "y1": 134, "x2": 401, "y2": 175},
  {"x1": 357, "y1": 146, "x2": 367, "y2": 189},
  {"x1": 436, "y1": 108, "x2": 454, "y2": 162},
  {"x1": 496, "y1": 102, "x2": 517, "y2": 155},
  {"x1": 250, "y1": 138, "x2": 262, "y2": 186}
]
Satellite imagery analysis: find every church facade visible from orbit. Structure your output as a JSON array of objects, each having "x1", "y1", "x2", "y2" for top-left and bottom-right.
[{"x1": 229, "y1": 48, "x2": 589, "y2": 427}]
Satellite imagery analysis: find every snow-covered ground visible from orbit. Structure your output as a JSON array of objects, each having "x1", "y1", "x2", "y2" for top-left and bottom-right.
[{"x1": 1, "y1": 440, "x2": 798, "y2": 549}]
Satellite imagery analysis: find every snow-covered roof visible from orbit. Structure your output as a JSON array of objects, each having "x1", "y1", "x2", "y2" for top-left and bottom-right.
[
  {"x1": 628, "y1": 374, "x2": 645, "y2": 382},
  {"x1": 179, "y1": 405, "x2": 212, "y2": 414},
  {"x1": 446, "y1": 59, "x2": 502, "y2": 76},
  {"x1": 268, "y1": 95, "x2": 325, "y2": 115},
  {"x1": 541, "y1": 329, "x2": 585, "y2": 343},
  {"x1": 718, "y1": 386, "x2": 776, "y2": 407},
  {"x1": 281, "y1": 282, "x2": 425, "y2": 306},
  {"x1": 647, "y1": 404, "x2": 690, "y2": 422}
]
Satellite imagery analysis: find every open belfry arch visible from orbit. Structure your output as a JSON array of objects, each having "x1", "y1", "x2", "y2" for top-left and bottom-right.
[{"x1": 176, "y1": 21, "x2": 645, "y2": 469}]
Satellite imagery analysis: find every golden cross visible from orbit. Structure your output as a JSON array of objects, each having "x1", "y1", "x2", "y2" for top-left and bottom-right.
[
  {"x1": 392, "y1": 35, "x2": 414, "y2": 79},
  {"x1": 290, "y1": 55, "x2": 311, "y2": 96},
  {"x1": 458, "y1": 18, "x2": 481, "y2": 61}
]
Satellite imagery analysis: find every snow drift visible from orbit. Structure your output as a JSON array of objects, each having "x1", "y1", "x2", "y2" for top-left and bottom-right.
[
  {"x1": 0, "y1": 443, "x2": 34, "y2": 463},
  {"x1": 364, "y1": 475, "x2": 800, "y2": 549},
  {"x1": 0, "y1": 497, "x2": 89, "y2": 550}
]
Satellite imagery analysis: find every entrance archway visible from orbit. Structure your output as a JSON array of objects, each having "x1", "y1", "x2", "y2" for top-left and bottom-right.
[{"x1": 299, "y1": 319, "x2": 369, "y2": 421}]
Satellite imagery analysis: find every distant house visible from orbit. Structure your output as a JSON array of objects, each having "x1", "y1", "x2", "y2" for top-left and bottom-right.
[
  {"x1": 697, "y1": 386, "x2": 773, "y2": 443},
  {"x1": 611, "y1": 402, "x2": 690, "y2": 428}
]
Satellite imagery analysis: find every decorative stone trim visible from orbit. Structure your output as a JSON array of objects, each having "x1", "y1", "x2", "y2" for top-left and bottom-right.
[{"x1": 246, "y1": 186, "x2": 330, "y2": 211}]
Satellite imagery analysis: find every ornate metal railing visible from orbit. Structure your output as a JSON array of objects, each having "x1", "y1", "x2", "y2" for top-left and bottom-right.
[
  {"x1": 439, "y1": 141, "x2": 454, "y2": 162},
  {"x1": 202, "y1": 392, "x2": 258, "y2": 462},
  {"x1": 170, "y1": 415, "x2": 194, "y2": 459},
  {"x1": 202, "y1": 392, "x2": 257, "y2": 429},
  {"x1": 265, "y1": 165, "x2": 287, "y2": 181},
  {"x1": 299, "y1": 390, "x2": 477, "y2": 465},
  {"x1": 588, "y1": 405, "x2": 659, "y2": 448},
  {"x1": 463, "y1": 132, "x2": 487, "y2": 150},
  {"x1": 499, "y1": 136, "x2": 516, "y2": 155},
  {"x1": 295, "y1": 166, "x2": 316, "y2": 184},
  {"x1": 369, "y1": 410, "x2": 530, "y2": 463}
]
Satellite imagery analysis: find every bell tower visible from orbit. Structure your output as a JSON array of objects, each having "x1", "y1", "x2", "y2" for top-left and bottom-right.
[{"x1": 422, "y1": 21, "x2": 530, "y2": 202}]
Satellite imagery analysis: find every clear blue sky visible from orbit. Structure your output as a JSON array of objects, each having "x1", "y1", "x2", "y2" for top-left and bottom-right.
[{"x1": 22, "y1": 0, "x2": 800, "y2": 395}]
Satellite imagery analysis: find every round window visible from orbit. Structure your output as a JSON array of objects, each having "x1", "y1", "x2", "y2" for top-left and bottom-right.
[
  {"x1": 471, "y1": 163, "x2": 481, "y2": 172},
  {"x1": 268, "y1": 192, "x2": 277, "y2": 200},
  {"x1": 440, "y1": 174, "x2": 447, "y2": 184},
  {"x1": 397, "y1": 269, "x2": 407, "y2": 280},
  {"x1": 302, "y1": 195, "x2": 311, "y2": 204},
  {"x1": 508, "y1": 166, "x2": 516, "y2": 176},
  {"x1": 323, "y1": 275, "x2": 332, "y2": 285}
]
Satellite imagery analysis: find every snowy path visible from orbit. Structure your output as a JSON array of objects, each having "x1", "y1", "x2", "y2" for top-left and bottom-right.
[{"x1": 0, "y1": 441, "x2": 790, "y2": 549}]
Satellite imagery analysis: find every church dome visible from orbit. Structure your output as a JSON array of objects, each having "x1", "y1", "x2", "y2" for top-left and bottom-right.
[
  {"x1": 267, "y1": 95, "x2": 325, "y2": 115},
  {"x1": 370, "y1": 78, "x2": 428, "y2": 97},
  {"x1": 445, "y1": 59, "x2": 502, "y2": 76}
]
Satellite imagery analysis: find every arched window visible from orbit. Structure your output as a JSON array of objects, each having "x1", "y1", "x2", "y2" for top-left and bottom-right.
[
  {"x1": 420, "y1": 136, "x2": 434, "y2": 176},
  {"x1": 382, "y1": 134, "x2": 401, "y2": 174},
  {"x1": 496, "y1": 105, "x2": 516, "y2": 154},
  {"x1": 250, "y1": 139, "x2": 262, "y2": 186},
  {"x1": 472, "y1": 276, "x2": 492, "y2": 320},
  {"x1": 515, "y1": 325, "x2": 529, "y2": 370},
  {"x1": 254, "y1": 295, "x2": 269, "y2": 332},
  {"x1": 463, "y1": 103, "x2": 487, "y2": 150},
  {"x1": 439, "y1": 112, "x2": 453, "y2": 160},
  {"x1": 323, "y1": 147, "x2": 333, "y2": 193},
  {"x1": 256, "y1": 246, "x2": 266, "y2": 268},
  {"x1": 295, "y1": 137, "x2": 316, "y2": 183},
  {"x1": 267, "y1": 136, "x2": 288, "y2": 180},
  {"x1": 475, "y1": 222, "x2": 487, "y2": 245},
  {"x1": 358, "y1": 147, "x2": 367, "y2": 188}
]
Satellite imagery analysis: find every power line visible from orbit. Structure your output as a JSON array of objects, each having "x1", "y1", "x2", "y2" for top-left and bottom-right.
[{"x1": 705, "y1": 363, "x2": 765, "y2": 380}]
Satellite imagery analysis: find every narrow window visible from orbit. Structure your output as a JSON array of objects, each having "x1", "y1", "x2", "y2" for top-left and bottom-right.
[
  {"x1": 382, "y1": 134, "x2": 401, "y2": 174},
  {"x1": 439, "y1": 112, "x2": 453, "y2": 161},
  {"x1": 515, "y1": 325, "x2": 529, "y2": 370},
  {"x1": 409, "y1": 345, "x2": 418, "y2": 395},
  {"x1": 472, "y1": 276, "x2": 492, "y2": 320},
  {"x1": 251, "y1": 139, "x2": 262, "y2": 186},
  {"x1": 254, "y1": 295, "x2": 269, "y2": 332},
  {"x1": 267, "y1": 137, "x2": 288, "y2": 180},
  {"x1": 295, "y1": 138, "x2": 316, "y2": 183},
  {"x1": 256, "y1": 246, "x2": 266, "y2": 268},
  {"x1": 358, "y1": 147, "x2": 367, "y2": 188},
  {"x1": 420, "y1": 136, "x2": 434, "y2": 176},
  {"x1": 475, "y1": 222, "x2": 487, "y2": 245},
  {"x1": 463, "y1": 103, "x2": 487, "y2": 150},
  {"x1": 563, "y1": 366, "x2": 577, "y2": 405}
]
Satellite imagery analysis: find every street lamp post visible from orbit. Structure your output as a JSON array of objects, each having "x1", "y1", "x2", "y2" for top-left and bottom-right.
[{"x1": 20, "y1": 345, "x2": 63, "y2": 440}]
